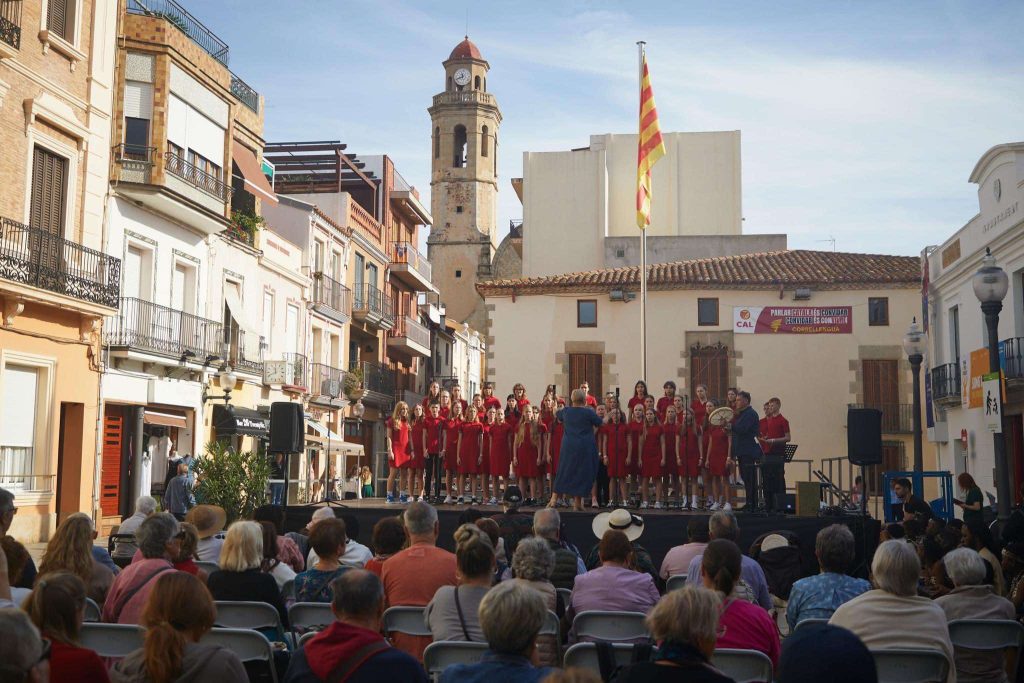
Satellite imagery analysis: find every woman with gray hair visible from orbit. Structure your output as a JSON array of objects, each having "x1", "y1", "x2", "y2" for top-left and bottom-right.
[
  {"x1": 0, "y1": 608, "x2": 49, "y2": 683},
  {"x1": 509, "y1": 536, "x2": 558, "y2": 667},
  {"x1": 102, "y1": 512, "x2": 180, "y2": 624},
  {"x1": 830, "y1": 539, "x2": 955, "y2": 683},
  {"x1": 936, "y1": 548, "x2": 1015, "y2": 683},
  {"x1": 440, "y1": 581, "x2": 554, "y2": 683}
]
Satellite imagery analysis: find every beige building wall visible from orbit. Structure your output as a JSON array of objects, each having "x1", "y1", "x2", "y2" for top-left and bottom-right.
[{"x1": 521, "y1": 131, "x2": 742, "y2": 278}]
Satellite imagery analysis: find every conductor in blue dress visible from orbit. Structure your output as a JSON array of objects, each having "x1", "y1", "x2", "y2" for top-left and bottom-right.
[{"x1": 550, "y1": 389, "x2": 604, "y2": 511}]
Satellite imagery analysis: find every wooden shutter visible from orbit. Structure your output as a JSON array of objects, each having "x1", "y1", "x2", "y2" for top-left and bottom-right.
[
  {"x1": 690, "y1": 342, "x2": 729, "y2": 403},
  {"x1": 568, "y1": 353, "x2": 602, "y2": 399},
  {"x1": 867, "y1": 441, "x2": 906, "y2": 492},
  {"x1": 100, "y1": 411, "x2": 124, "y2": 517},
  {"x1": 863, "y1": 359, "x2": 899, "y2": 430},
  {"x1": 47, "y1": 0, "x2": 70, "y2": 41},
  {"x1": 29, "y1": 146, "x2": 67, "y2": 236}
]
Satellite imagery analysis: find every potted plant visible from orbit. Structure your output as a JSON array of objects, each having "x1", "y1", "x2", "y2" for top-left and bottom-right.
[
  {"x1": 344, "y1": 365, "x2": 365, "y2": 400},
  {"x1": 228, "y1": 209, "x2": 266, "y2": 245},
  {"x1": 190, "y1": 440, "x2": 271, "y2": 522}
]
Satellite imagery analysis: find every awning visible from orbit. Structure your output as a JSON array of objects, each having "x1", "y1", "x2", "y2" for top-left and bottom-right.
[
  {"x1": 213, "y1": 405, "x2": 269, "y2": 436},
  {"x1": 306, "y1": 420, "x2": 362, "y2": 455},
  {"x1": 232, "y1": 141, "x2": 278, "y2": 205},
  {"x1": 143, "y1": 409, "x2": 188, "y2": 429},
  {"x1": 223, "y1": 287, "x2": 263, "y2": 360}
]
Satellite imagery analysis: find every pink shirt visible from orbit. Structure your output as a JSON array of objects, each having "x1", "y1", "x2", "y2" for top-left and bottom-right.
[
  {"x1": 717, "y1": 597, "x2": 780, "y2": 669},
  {"x1": 659, "y1": 542, "x2": 708, "y2": 580},
  {"x1": 101, "y1": 558, "x2": 176, "y2": 624}
]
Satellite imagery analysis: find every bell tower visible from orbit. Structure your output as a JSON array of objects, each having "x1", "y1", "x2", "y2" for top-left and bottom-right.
[{"x1": 427, "y1": 37, "x2": 502, "y2": 329}]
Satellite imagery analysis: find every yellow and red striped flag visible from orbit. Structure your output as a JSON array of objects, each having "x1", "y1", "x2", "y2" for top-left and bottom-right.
[{"x1": 636, "y1": 53, "x2": 666, "y2": 229}]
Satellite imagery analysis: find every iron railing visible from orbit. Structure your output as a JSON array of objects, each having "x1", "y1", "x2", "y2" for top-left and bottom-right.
[
  {"x1": 312, "y1": 272, "x2": 352, "y2": 317},
  {"x1": 281, "y1": 352, "x2": 308, "y2": 389},
  {"x1": 104, "y1": 297, "x2": 223, "y2": 359},
  {"x1": 165, "y1": 151, "x2": 232, "y2": 201},
  {"x1": 352, "y1": 283, "x2": 395, "y2": 327},
  {"x1": 390, "y1": 315, "x2": 430, "y2": 349},
  {"x1": 1004, "y1": 338, "x2": 1024, "y2": 381},
  {"x1": 223, "y1": 327, "x2": 263, "y2": 374},
  {"x1": 0, "y1": 0, "x2": 22, "y2": 50},
  {"x1": 113, "y1": 143, "x2": 155, "y2": 184},
  {"x1": 230, "y1": 72, "x2": 259, "y2": 113},
  {"x1": 848, "y1": 403, "x2": 914, "y2": 434},
  {"x1": 350, "y1": 360, "x2": 396, "y2": 396},
  {"x1": 930, "y1": 362, "x2": 961, "y2": 402},
  {"x1": 126, "y1": 0, "x2": 229, "y2": 65},
  {"x1": 391, "y1": 241, "x2": 432, "y2": 282},
  {"x1": 310, "y1": 362, "x2": 347, "y2": 399},
  {"x1": 0, "y1": 216, "x2": 121, "y2": 308}
]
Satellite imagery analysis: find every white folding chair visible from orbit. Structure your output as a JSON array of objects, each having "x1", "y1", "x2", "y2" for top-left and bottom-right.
[
  {"x1": 214, "y1": 601, "x2": 283, "y2": 632},
  {"x1": 297, "y1": 630, "x2": 319, "y2": 649},
  {"x1": 383, "y1": 605, "x2": 432, "y2": 638},
  {"x1": 195, "y1": 560, "x2": 220, "y2": 575},
  {"x1": 794, "y1": 617, "x2": 830, "y2": 631},
  {"x1": 422, "y1": 641, "x2": 488, "y2": 678},
  {"x1": 556, "y1": 587, "x2": 572, "y2": 607},
  {"x1": 202, "y1": 628, "x2": 279, "y2": 683},
  {"x1": 572, "y1": 610, "x2": 649, "y2": 643},
  {"x1": 562, "y1": 642, "x2": 638, "y2": 672},
  {"x1": 871, "y1": 648, "x2": 950, "y2": 683},
  {"x1": 666, "y1": 574, "x2": 687, "y2": 592},
  {"x1": 712, "y1": 648, "x2": 774, "y2": 683},
  {"x1": 288, "y1": 601, "x2": 335, "y2": 635},
  {"x1": 281, "y1": 578, "x2": 295, "y2": 601},
  {"x1": 80, "y1": 623, "x2": 145, "y2": 659},
  {"x1": 948, "y1": 619, "x2": 1024, "y2": 679},
  {"x1": 83, "y1": 598, "x2": 101, "y2": 623}
]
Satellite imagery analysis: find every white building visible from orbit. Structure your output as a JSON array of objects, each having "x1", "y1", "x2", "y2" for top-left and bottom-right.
[{"x1": 925, "y1": 142, "x2": 1024, "y2": 501}]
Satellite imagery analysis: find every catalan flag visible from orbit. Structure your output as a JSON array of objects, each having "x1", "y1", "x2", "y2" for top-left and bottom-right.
[{"x1": 636, "y1": 53, "x2": 666, "y2": 229}]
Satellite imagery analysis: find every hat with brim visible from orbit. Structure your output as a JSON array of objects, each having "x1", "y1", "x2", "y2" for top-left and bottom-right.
[
  {"x1": 761, "y1": 534, "x2": 789, "y2": 553},
  {"x1": 185, "y1": 505, "x2": 226, "y2": 539},
  {"x1": 592, "y1": 508, "x2": 644, "y2": 542}
]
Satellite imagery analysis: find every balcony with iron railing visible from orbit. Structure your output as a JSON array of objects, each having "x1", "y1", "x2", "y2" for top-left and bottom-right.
[
  {"x1": 309, "y1": 362, "x2": 348, "y2": 405},
  {"x1": 263, "y1": 352, "x2": 308, "y2": 392},
  {"x1": 387, "y1": 315, "x2": 431, "y2": 358},
  {"x1": 352, "y1": 283, "x2": 395, "y2": 330},
  {"x1": 165, "y1": 151, "x2": 232, "y2": 202},
  {"x1": 0, "y1": 0, "x2": 22, "y2": 54},
  {"x1": 1004, "y1": 337, "x2": 1024, "y2": 384},
  {"x1": 105, "y1": 297, "x2": 223, "y2": 361},
  {"x1": 230, "y1": 72, "x2": 259, "y2": 113},
  {"x1": 223, "y1": 327, "x2": 264, "y2": 375},
  {"x1": 126, "y1": 0, "x2": 229, "y2": 65},
  {"x1": 931, "y1": 362, "x2": 961, "y2": 405},
  {"x1": 350, "y1": 360, "x2": 396, "y2": 406},
  {"x1": 0, "y1": 216, "x2": 121, "y2": 309},
  {"x1": 432, "y1": 91, "x2": 497, "y2": 108},
  {"x1": 113, "y1": 143, "x2": 156, "y2": 184},
  {"x1": 390, "y1": 241, "x2": 432, "y2": 291},
  {"x1": 311, "y1": 272, "x2": 352, "y2": 323},
  {"x1": 848, "y1": 403, "x2": 914, "y2": 434}
]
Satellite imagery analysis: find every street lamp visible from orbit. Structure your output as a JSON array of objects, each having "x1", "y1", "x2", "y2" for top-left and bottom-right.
[
  {"x1": 217, "y1": 365, "x2": 238, "y2": 404},
  {"x1": 973, "y1": 247, "x2": 1010, "y2": 522},
  {"x1": 903, "y1": 317, "x2": 927, "y2": 472}
]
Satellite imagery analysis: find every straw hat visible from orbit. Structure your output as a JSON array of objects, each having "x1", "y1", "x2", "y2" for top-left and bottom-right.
[
  {"x1": 760, "y1": 533, "x2": 789, "y2": 553},
  {"x1": 185, "y1": 505, "x2": 226, "y2": 539},
  {"x1": 592, "y1": 508, "x2": 644, "y2": 542}
]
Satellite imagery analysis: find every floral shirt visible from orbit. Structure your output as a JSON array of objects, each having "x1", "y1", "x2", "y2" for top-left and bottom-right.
[
  {"x1": 786, "y1": 571, "x2": 871, "y2": 629},
  {"x1": 294, "y1": 566, "x2": 351, "y2": 603}
]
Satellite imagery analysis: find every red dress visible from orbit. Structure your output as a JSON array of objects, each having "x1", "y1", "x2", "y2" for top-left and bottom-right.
[
  {"x1": 410, "y1": 419, "x2": 427, "y2": 468},
  {"x1": 489, "y1": 422, "x2": 513, "y2": 477},
  {"x1": 483, "y1": 396, "x2": 503, "y2": 412},
  {"x1": 421, "y1": 393, "x2": 442, "y2": 410},
  {"x1": 423, "y1": 416, "x2": 443, "y2": 454},
  {"x1": 661, "y1": 421, "x2": 680, "y2": 475},
  {"x1": 679, "y1": 424, "x2": 701, "y2": 478},
  {"x1": 515, "y1": 422, "x2": 546, "y2": 478},
  {"x1": 388, "y1": 419, "x2": 411, "y2": 468},
  {"x1": 628, "y1": 396, "x2": 647, "y2": 414},
  {"x1": 458, "y1": 422, "x2": 484, "y2": 474},
  {"x1": 704, "y1": 425, "x2": 730, "y2": 476},
  {"x1": 601, "y1": 423, "x2": 628, "y2": 478},
  {"x1": 656, "y1": 396, "x2": 675, "y2": 421},
  {"x1": 443, "y1": 418, "x2": 462, "y2": 470},
  {"x1": 640, "y1": 424, "x2": 664, "y2": 477},
  {"x1": 625, "y1": 421, "x2": 645, "y2": 475},
  {"x1": 691, "y1": 399, "x2": 709, "y2": 431},
  {"x1": 479, "y1": 424, "x2": 492, "y2": 475}
]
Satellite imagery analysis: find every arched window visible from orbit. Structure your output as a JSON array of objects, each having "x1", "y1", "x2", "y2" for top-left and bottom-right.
[
  {"x1": 474, "y1": 75, "x2": 481, "y2": 90},
  {"x1": 433, "y1": 127, "x2": 440, "y2": 159},
  {"x1": 447, "y1": 76, "x2": 453, "y2": 91},
  {"x1": 453, "y1": 125, "x2": 467, "y2": 168},
  {"x1": 481, "y1": 125, "x2": 489, "y2": 157}
]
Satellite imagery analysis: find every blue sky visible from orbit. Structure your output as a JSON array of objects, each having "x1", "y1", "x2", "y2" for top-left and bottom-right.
[{"x1": 201, "y1": 1, "x2": 1024, "y2": 257}]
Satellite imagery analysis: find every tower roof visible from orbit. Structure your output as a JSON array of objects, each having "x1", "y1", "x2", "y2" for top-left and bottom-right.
[{"x1": 449, "y1": 36, "x2": 482, "y2": 61}]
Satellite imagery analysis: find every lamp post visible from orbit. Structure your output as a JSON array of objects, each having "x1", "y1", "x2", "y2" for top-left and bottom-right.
[
  {"x1": 973, "y1": 247, "x2": 1010, "y2": 522},
  {"x1": 217, "y1": 365, "x2": 237, "y2": 405},
  {"x1": 903, "y1": 318, "x2": 926, "y2": 472}
]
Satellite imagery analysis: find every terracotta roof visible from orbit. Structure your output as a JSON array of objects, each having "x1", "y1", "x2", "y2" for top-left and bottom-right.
[
  {"x1": 476, "y1": 250, "x2": 921, "y2": 296},
  {"x1": 449, "y1": 37, "x2": 482, "y2": 61}
]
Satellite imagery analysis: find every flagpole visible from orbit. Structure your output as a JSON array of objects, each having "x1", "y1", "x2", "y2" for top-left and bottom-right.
[{"x1": 637, "y1": 40, "x2": 647, "y2": 384}]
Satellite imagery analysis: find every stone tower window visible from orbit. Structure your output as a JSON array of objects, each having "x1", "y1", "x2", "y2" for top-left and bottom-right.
[
  {"x1": 474, "y1": 75, "x2": 481, "y2": 90},
  {"x1": 481, "y1": 126, "x2": 489, "y2": 157},
  {"x1": 447, "y1": 76, "x2": 453, "y2": 91},
  {"x1": 434, "y1": 127, "x2": 440, "y2": 159},
  {"x1": 453, "y1": 125, "x2": 467, "y2": 168}
]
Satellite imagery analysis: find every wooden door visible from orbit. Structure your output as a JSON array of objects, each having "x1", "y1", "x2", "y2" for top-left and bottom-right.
[
  {"x1": 863, "y1": 360, "x2": 899, "y2": 431},
  {"x1": 100, "y1": 410, "x2": 123, "y2": 517},
  {"x1": 568, "y1": 353, "x2": 602, "y2": 400},
  {"x1": 690, "y1": 342, "x2": 729, "y2": 403}
]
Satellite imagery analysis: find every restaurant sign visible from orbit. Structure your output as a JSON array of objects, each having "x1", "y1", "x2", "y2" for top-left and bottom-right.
[{"x1": 733, "y1": 306, "x2": 853, "y2": 334}]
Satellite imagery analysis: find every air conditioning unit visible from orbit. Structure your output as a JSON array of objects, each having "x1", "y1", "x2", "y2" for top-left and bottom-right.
[{"x1": 320, "y1": 379, "x2": 342, "y2": 398}]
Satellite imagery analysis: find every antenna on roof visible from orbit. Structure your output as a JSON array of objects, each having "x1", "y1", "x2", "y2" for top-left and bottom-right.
[{"x1": 816, "y1": 235, "x2": 836, "y2": 252}]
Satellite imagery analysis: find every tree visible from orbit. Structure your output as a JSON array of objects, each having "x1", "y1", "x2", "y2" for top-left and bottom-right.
[{"x1": 191, "y1": 440, "x2": 270, "y2": 522}]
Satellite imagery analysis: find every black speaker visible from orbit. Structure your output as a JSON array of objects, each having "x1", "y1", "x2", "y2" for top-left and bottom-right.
[
  {"x1": 847, "y1": 407, "x2": 883, "y2": 466},
  {"x1": 774, "y1": 493, "x2": 796, "y2": 514},
  {"x1": 269, "y1": 402, "x2": 304, "y2": 454}
]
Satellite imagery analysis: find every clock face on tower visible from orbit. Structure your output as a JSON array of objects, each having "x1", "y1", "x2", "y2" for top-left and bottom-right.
[{"x1": 453, "y1": 68, "x2": 471, "y2": 86}]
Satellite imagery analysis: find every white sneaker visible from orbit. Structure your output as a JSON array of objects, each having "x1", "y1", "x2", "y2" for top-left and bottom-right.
[
  {"x1": 639, "y1": 501, "x2": 649, "y2": 509},
  {"x1": 416, "y1": 496, "x2": 424, "y2": 502},
  {"x1": 710, "y1": 502, "x2": 721, "y2": 511},
  {"x1": 654, "y1": 502, "x2": 664, "y2": 510},
  {"x1": 707, "y1": 497, "x2": 715, "y2": 507},
  {"x1": 443, "y1": 495, "x2": 453, "y2": 504},
  {"x1": 680, "y1": 495, "x2": 688, "y2": 509},
  {"x1": 723, "y1": 502, "x2": 733, "y2": 511},
  {"x1": 735, "y1": 477, "x2": 745, "y2": 487}
]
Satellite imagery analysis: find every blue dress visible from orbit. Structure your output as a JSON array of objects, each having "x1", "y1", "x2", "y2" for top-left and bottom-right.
[{"x1": 553, "y1": 407, "x2": 603, "y2": 496}]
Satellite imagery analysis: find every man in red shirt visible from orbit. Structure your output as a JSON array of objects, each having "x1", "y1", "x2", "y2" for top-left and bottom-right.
[
  {"x1": 656, "y1": 381, "x2": 677, "y2": 421},
  {"x1": 580, "y1": 382, "x2": 599, "y2": 409},
  {"x1": 422, "y1": 403, "x2": 445, "y2": 503},
  {"x1": 758, "y1": 397, "x2": 791, "y2": 513},
  {"x1": 481, "y1": 382, "x2": 503, "y2": 413}
]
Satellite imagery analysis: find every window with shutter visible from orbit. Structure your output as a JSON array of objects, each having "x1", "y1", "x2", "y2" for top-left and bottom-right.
[
  {"x1": 862, "y1": 359, "x2": 900, "y2": 431},
  {"x1": 690, "y1": 342, "x2": 729, "y2": 403},
  {"x1": 29, "y1": 146, "x2": 68, "y2": 236},
  {"x1": 47, "y1": 0, "x2": 73, "y2": 42},
  {"x1": 568, "y1": 353, "x2": 602, "y2": 399}
]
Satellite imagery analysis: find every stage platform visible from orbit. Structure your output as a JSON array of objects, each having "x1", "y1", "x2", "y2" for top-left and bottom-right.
[{"x1": 285, "y1": 499, "x2": 880, "y2": 577}]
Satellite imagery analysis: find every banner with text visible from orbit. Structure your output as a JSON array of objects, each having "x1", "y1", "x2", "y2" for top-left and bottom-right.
[{"x1": 733, "y1": 306, "x2": 853, "y2": 334}]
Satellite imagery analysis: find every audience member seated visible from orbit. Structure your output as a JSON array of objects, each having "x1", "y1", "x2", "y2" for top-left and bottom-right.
[
  {"x1": 364, "y1": 516, "x2": 407, "y2": 577},
  {"x1": 37, "y1": 512, "x2": 114, "y2": 607},
  {"x1": 112, "y1": 496, "x2": 157, "y2": 561},
  {"x1": 2, "y1": 536, "x2": 33, "y2": 605},
  {"x1": 660, "y1": 517, "x2": 710, "y2": 582},
  {"x1": 490, "y1": 485, "x2": 534, "y2": 564},
  {"x1": 426, "y1": 524, "x2": 494, "y2": 642},
  {"x1": 102, "y1": 512, "x2": 179, "y2": 624},
  {"x1": 1, "y1": 487, "x2": 38, "y2": 589},
  {"x1": 584, "y1": 509, "x2": 660, "y2": 589},
  {"x1": 254, "y1": 505, "x2": 305, "y2": 573},
  {"x1": 171, "y1": 522, "x2": 206, "y2": 581},
  {"x1": 510, "y1": 536, "x2": 558, "y2": 610},
  {"x1": 208, "y1": 520, "x2": 289, "y2": 630},
  {"x1": 777, "y1": 622, "x2": 877, "y2": 683},
  {"x1": 283, "y1": 570, "x2": 427, "y2": 683},
  {"x1": 294, "y1": 518, "x2": 351, "y2": 603},
  {"x1": 474, "y1": 518, "x2": 508, "y2": 581},
  {"x1": 611, "y1": 585, "x2": 734, "y2": 683},
  {"x1": 936, "y1": 547, "x2": 1015, "y2": 683},
  {"x1": 903, "y1": 518, "x2": 926, "y2": 545},
  {"x1": 0, "y1": 608, "x2": 49, "y2": 683},
  {"x1": 963, "y1": 520, "x2": 1006, "y2": 596},
  {"x1": 686, "y1": 511, "x2": 772, "y2": 610},
  {"x1": 185, "y1": 505, "x2": 227, "y2": 563},
  {"x1": 829, "y1": 539, "x2": 955, "y2": 683},
  {"x1": 306, "y1": 514, "x2": 373, "y2": 569},
  {"x1": 25, "y1": 571, "x2": 109, "y2": 682},
  {"x1": 879, "y1": 523, "x2": 905, "y2": 542},
  {"x1": 1003, "y1": 542, "x2": 1024, "y2": 616},
  {"x1": 440, "y1": 580, "x2": 554, "y2": 683},
  {"x1": 702, "y1": 538, "x2": 780, "y2": 669},
  {"x1": 567, "y1": 529, "x2": 660, "y2": 643},
  {"x1": 111, "y1": 572, "x2": 247, "y2": 682},
  {"x1": 286, "y1": 507, "x2": 334, "y2": 563},
  {"x1": 259, "y1": 521, "x2": 297, "y2": 591},
  {"x1": 920, "y1": 535, "x2": 954, "y2": 598},
  {"x1": 787, "y1": 524, "x2": 870, "y2": 629},
  {"x1": 533, "y1": 508, "x2": 583, "y2": 590},
  {"x1": 381, "y1": 502, "x2": 456, "y2": 661}
]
